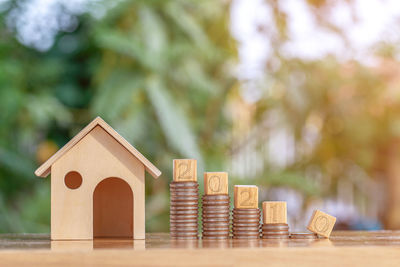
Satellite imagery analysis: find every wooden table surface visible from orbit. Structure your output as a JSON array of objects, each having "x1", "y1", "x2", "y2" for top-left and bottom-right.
[{"x1": 1, "y1": 231, "x2": 400, "y2": 266}]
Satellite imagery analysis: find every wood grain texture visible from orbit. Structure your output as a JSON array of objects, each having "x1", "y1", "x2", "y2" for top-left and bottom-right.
[
  {"x1": 51, "y1": 126, "x2": 145, "y2": 240},
  {"x1": 234, "y1": 185, "x2": 258, "y2": 209},
  {"x1": 204, "y1": 172, "x2": 228, "y2": 195},
  {"x1": 1, "y1": 232, "x2": 400, "y2": 266},
  {"x1": 35, "y1": 116, "x2": 161, "y2": 178},
  {"x1": 307, "y1": 210, "x2": 337, "y2": 238},
  {"x1": 262, "y1": 201, "x2": 287, "y2": 224},
  {"x1": 173, "y1": 159, "x2": 197, "y2": 182}
]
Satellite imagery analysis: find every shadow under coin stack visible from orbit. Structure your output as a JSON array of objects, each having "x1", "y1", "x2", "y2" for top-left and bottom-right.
[
  {"x1": 202, "y1": 172, "x2": 230, "y2": 240},
  {"x1": 232, "y1": 185, "x2": 261, "y2": 239},
  {"x1": 170, "y1": 159, "x2": 199, "y2": 240},
  {"x1": 261, "y1": 201, "x2": 290, "y2": 239}
]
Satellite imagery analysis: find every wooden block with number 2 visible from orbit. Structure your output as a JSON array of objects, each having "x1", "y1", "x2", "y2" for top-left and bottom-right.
[
  {"x1": 173, "y1": 159, "x2": 197, "y2": 182},
  {"x1": 307, "y1": 209, "x2": 336, "y2": 238},
  {"x1": 204, "y1": 172, "x2": 228, "y2": 195},
  {"x1": 234, "y1": 185, "x2": 258, "y2": 209},
  {"x1": 263, "y1": 201, "x2": 287, "y2": 224}
]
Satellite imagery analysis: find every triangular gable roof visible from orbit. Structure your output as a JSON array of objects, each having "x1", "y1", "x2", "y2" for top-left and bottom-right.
[{"x1": 35, "y1": 117, "x2": 161, "y2": 178}]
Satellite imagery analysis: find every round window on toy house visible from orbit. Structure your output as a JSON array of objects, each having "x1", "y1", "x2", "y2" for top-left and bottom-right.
[{"x1": 64, "y1": 171, "x2": 83, "y2": 189}]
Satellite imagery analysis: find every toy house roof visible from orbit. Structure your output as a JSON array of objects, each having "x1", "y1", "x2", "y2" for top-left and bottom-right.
[{"x1": 34, "y1": 117, "x2": 162, "y2": 178}]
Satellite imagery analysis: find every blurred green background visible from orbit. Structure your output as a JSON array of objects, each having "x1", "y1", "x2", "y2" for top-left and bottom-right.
[{"x1": 1, "y1": 0, "x2": 400, "y2": 233}]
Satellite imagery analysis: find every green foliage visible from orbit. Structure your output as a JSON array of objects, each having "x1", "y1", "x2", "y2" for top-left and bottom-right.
[{"x1": 0, "y1": 0, "x2": 235, "y2": 233}]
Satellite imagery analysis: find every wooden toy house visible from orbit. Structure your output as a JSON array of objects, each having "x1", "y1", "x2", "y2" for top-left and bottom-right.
[{"x1": 34, "y1": 117, "x2": 161, "y2": 240}]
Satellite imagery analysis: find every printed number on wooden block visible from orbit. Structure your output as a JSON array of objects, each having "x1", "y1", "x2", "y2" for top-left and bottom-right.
[
  {"x1": 307, "y1": 210, "x2": 336, "y2": 238},
  {"x1": 173, "y1": 159, "x2": 197, "y2": 182},
  {"x1": 262, "y1": 201, "x2": 287, "y2": 224},
  {"x1": 234, "y1": 185, "x2": 258, "y2": 209},
  {"x1": 204, "y1": 172, "x2": 228, "y2": 195}
]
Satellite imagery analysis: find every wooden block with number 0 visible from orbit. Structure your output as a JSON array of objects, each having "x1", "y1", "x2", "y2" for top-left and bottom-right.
[
  {"x1": 204, "y1": 172, "x2": 228, "y2": 195},
  {"x1": 173, "y1": 159, "x2": 197, "y2": 182},
  {"x1": 234, "y1": 185, "x2": 258, "y2": 209},
  {"x1": 262, "y1": 201, "x2": 287, "y2": 224},
  {"x1": 307, "y1": 209, "x2": 336, "y2": 238}
]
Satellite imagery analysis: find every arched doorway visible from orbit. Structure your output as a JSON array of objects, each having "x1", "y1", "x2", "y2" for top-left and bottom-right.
[{"x1": 93, "y1": 177, "x2": 133, "y2": 238}]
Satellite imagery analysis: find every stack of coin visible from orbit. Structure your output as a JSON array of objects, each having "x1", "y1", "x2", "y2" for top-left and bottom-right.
[
  {"x1": 170, "y1": 181, "x2": 199, "y2": 239},
  {"x1": 232, "y1": 208, "x2": 261, "y2": 239},
  {"x1": 261, "y1": 223, "x2": 290, "y2": 239},
  {"x1": 232, "y1": 185, "x2": 261, "y2": 239},
  {"x1": 290, "y1": 232, "x2": 318, "y2": 239},
  {"x1": 201, "y1": 194, "x2": 230, "y2": 239}
]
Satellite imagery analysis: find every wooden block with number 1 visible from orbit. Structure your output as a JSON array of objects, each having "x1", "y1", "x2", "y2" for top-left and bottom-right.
[
  {"x1": 234, "y1": 185, "x2": 258, "y2": 209},
  {"x1": 173, "y1": 159, "x2": 197, "y2": 182},
  {"x1": 263, "y1": 201, "x2": 287, "y2": 224},
  {"x1": 204, "y1": 172, "x2": 228, "y2": 195},
  {"x1": 307, "y1": 209, "x2": 336, "y2": 238}
]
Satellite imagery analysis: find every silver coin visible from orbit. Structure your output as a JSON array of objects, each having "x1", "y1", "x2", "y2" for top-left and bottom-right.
[
  {"x1": 170, "y1": 181, "x2": 199, "y2": 187},
  {"x1": 169, "y1": 214, "x2": 198, "y2": 219},
  {"x1": 232, "y1": 228, "x2": 260, "y2": 232},
  {"x1": 171, "y1": 227, "x2": 198, "y2": 231},
  {"x1": 233, "y1": 237, "x2": 259, "y2": 240},
  {"x1": 232, "y1": 236, "x2": 259, "y2": 240},
  {"x1": 171, "y1": 205, "x2": 198, "y2": 209},
  {"x1": 202, "y1": 212, "x2": 230, "y2": 218},
  {"x1": 232, "y1": 215, "x2": 260, "y2": 219},
  {"x1": 262, "y1": 231, "x2": 289, "y2": 235},
  {"x1": 202, "y1": 206, "x2": 230, "y2": 210},
  {"x1": 170, "y1": 190, "x2": 198, "y2": 193},
  {"x1": 171, "y1": 188, "x2": 199, "y2": 192},
  {"x1": 202, "y1": 204, "x2": 230, "y2": 207},
  {"x1": 201, "y1": 210, "x2": 230, "y2": 215},
  {"x1": 170, "y1": 201, "x2": 199, "y2": 206},
  {"x1": 202, "y1": 194, "x2": 229, "y2": 199},
  {"x1": 290, "y1": 232, "x2": 318, "y2": 239},
  {"x1": 169, "y1": 221, "x2": 198, "y2": 227},
  {"x1": 170, "y1": 193, "x2": 198, "y2": 199},
  {"x1": 201, "y1": 205, "x2": 231, "y2": 210},
  {"x1": 170, "y1": 184, "x2": 198, "y2": 188},
  {"x1": 233, "y1": 229, "x2": 260, "y2": 234},
  {"x1": 170, "y1": 217, "x2": 198, "y2": 222},
  {"x1": 233, "y1": 215, "x2": 260, "y2": 220},
  {"x1": 232, "y1": 208, "x2": 260, "y2": 212},
  {"x1": 232, "y1": 213, "x2": 261, "y2": 219},
  {"x1": 170, "y1": 218, "x2": 198, "y2": 222},
  {"x1": 170, "y1": 207, "x2": 198, "y2": 212},
  {"x1": 232, "y1": 222, "x2": 260, "y2": 227},
  {"x1": 170, "y1": 196, "x2": 199, "y2": 200},
  {"x1": 202, "y1": 222, "x2": 231, "y2": 227},
  {"x1": 232, "y1": 219, "x2": 260, "y2": 224},
  {"x1": 202, "y1": 196, "x2": 229, "y2": 199},
  {"x1": 202, "y1": 202, "x2": 229, "y2": 206},
  {"x1": 261, "y1": 235, "x2": 289, "y2": 239},
  {"x1": 202, "y1": 227, "x2": 230, "y2": 231},
  {"x1": 202, "y1": 200, "x2": 230, "y2": 205},
  {"x1": 202, "y1": 230, "x2": 230, "y2": 234},
  {"x1": 262, "y1": 227, "x2": 289, "y2": 231},
  {"x1": 202, "y1": 218, "x2": 230, "y2": 223},
  {"x1": 170, "y1": 209, "x2": 198, "y2": 213}
]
